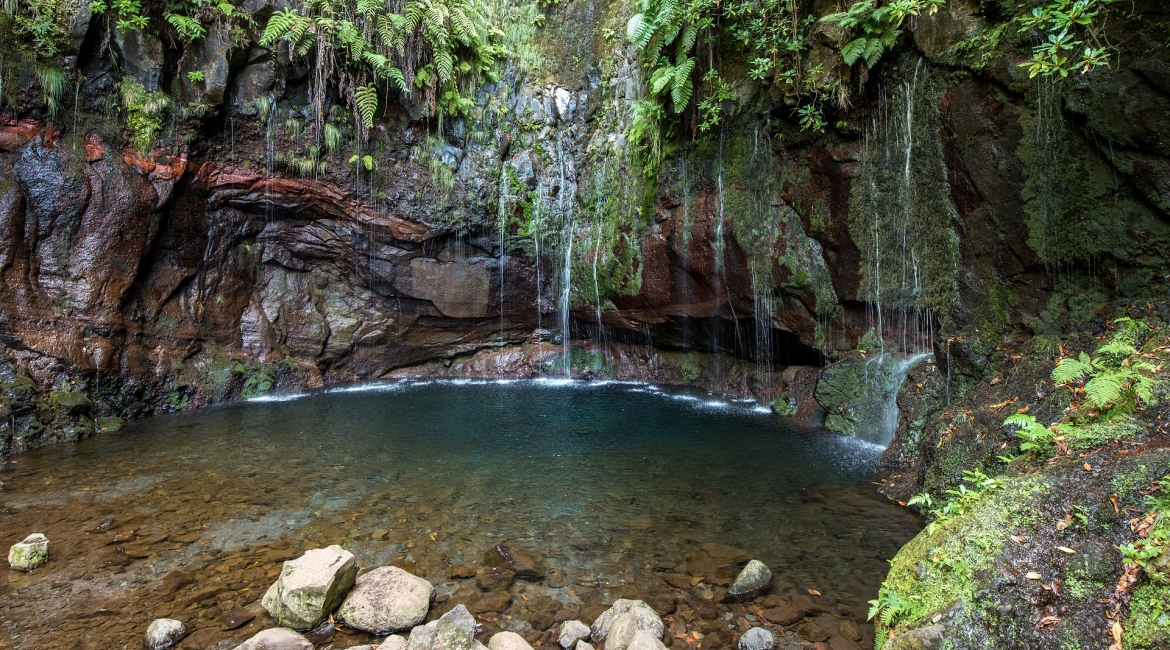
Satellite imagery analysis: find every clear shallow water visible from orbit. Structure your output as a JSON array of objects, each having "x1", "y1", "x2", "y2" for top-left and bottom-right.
[{"x1": 0, "y1": 381, "x2": 921, "y2": 649}]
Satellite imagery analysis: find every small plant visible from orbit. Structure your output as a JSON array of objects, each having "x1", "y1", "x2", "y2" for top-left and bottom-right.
[
  {"x1": 1051, "y1": 318, "x2": 1159, "y2": 413},
  {"x1": 1005, "y1": 412, "x2": 1056, "y2": 457},
  {"x1": 1016, "y1": 0, "x2": 1115, "y2": 78},
  {"x1": 868, "y1": 587, "x2": 921, "y2": 630},
  {"x1": 822, "y1": 0, "x2": 944, "y2": 68},
  {"x1": 186, "y1": 70, "x2": 205, "y2": 83},
  {"x1": 916, "y1": 468, "x2": 1006, "y2": 533}
]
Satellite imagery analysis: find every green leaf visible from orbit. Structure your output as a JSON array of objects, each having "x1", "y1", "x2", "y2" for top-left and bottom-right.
[{"x1": 355, "y1": 83, "x2": 379, "y2": 129}]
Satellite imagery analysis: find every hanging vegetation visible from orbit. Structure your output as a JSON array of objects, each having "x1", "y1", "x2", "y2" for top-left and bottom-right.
[{"x1": 260, "y1": 0, "x2": 505, "y2": 136}]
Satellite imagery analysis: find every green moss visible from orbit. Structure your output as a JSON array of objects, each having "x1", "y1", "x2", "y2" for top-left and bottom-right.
[
  {"x1": 1128, "y1": 581, "x2": 1170, "y2": 650},
  {"x1": 847, "y1": 61, "x2": 959, "y2": 318},
  {"x1": 49, "y1": 391, "x2": 91, "y2": 410},
  {"x1": 876, "y1": 476, "x2": 1050, "y2": 638},
  {"x1": 95, "y1": 416, "x2": 123, "y2": 431},
  {"x1": 1016, "y1": 97, "x2": 1170, "y2": 267}
]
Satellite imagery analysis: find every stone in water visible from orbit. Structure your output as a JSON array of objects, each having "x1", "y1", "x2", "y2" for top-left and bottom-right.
[
  {"x1": 262, "y1": 545, "x2": 358, "y2": 630},
  {"x1": 338, "y1": 565, "x2": 435, "y2": 634},
  {"x1": 8, "y1": 533, "x2": 49, "y2": 571},
  {"x1": 144, "y1": 618, "x2": 188, "y2": 650}
]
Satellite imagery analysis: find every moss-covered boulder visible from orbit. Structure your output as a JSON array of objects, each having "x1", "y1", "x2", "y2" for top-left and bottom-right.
[{"x1": 8, "y1": 533, "x2": 49, "y2": 571}]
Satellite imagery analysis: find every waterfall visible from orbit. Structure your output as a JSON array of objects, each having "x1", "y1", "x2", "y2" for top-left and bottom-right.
[
  {"x1": 555, "y1": 132, "x2": 577, "y2": 378},
  {"x1": 875, "y1": 351, "x2": 931, "y2": 446}
]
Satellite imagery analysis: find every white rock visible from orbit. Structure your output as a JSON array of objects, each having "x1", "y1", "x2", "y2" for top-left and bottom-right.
[
  {"x1": 553, "y1": 87, "x2": 573, "y2": 121},
  {"x1": 144, "y1": 618, "x2": 187, "y2": 650},
  {"x1": 590, "y1": 600, "x2": 662, "y2": 644},
  {"x1": 379, "y1": 636, "x2": 409, "y2": 650},
  {"x1": 261, "y1": 545, "x2": 358, "y2": 630},
  {"x1": 576, "y1": 643, "x2": 596, "y2": 650},
  {"x1": 624, "y1": 631, "x2": 668, "y2": 650},
  {"x1": 604, "y1": 611, "x2": 664, "y2": 650},
  {"x1": 737, "y1": 627, "x2": 775, "y2": 650},
  {"x1": 232, "y1": 627, "x2": 314, "y2": 650},
  {"x1": 408, "y1": 604, "x2": 478, "y2": 650},
  {"x1": 338, "y1": 566, "x2": 435, "y2": 633},
  {"x1": 559, "y1": 620, "x2": 591, "y2": 649},
  {"x1": 489, "y1": 631, "x2": 534, "y2": 650},
  {"x1": 728, "y1": 560, "x2": 772, "y2": 600},
  {"x1": 8, "y1": 533, "x2": 49, "y2": 571}
]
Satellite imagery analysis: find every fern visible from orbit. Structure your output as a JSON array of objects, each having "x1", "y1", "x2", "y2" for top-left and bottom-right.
[
  {"x1": 261, "y1": 8, "x2": 302, "y2": 45},
  {"x1": 354, "y1": 83, "x2": 380, "y2": 129},
  {"x1": 1052, "y1": 352, "x2": 1093, "y2": 384},
  {"x1": 166, "y1": 13, "x2": 206, "y2": 40}
]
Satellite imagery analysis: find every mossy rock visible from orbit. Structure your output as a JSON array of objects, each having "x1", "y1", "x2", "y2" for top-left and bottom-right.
[
  {"x1": 49, "y1": 391, "x2": 92, "y2": 414},
  {"x1": 95, "y1": 416, "x2": 124, "y2": 432},
  {"x1": 771, "y1": 393, "x2": 797, "y2": 416}
]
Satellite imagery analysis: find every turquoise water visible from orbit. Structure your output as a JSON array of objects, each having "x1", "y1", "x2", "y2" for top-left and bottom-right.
[{"x1": 0, "y1": 380, "x2": 921, "y2": 648}]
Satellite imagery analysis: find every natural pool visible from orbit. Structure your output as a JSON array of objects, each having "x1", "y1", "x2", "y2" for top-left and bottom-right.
[{"x1": 0, "y1": 380, "x2": 921, "y2": 649}]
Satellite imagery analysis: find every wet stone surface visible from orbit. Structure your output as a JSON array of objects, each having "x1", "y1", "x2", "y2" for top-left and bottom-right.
[{"x1": 0, "y1": 380, "x2": 921, "y2": 649}]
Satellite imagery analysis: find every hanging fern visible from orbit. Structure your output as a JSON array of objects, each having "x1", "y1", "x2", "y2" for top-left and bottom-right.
[
  {"x1": 166, "y1": 13, "x2": 207, "y2": 40},
  {"x1": 355, "y1": 83, "x2": 379, "y2": 129}
]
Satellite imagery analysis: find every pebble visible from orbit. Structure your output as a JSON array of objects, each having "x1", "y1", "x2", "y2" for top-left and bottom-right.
[
  {"x1": 737, "y1": 627, "x2": 775, "y2": 650},
  {"x1": 728, "y1": 560, "x2": 772, "y2": 600}
]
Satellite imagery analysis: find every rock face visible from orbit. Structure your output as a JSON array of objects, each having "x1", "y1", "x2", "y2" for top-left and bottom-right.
[
  {"x1": 881, "y1": 624, "x2": 945, "y2": 650},
  {"x1": 232, "y1": 628, "x2": 315, "y2": 650},
  {"x1": 8, "y1": 533, "x2": 49, "y2": 571},
  {"x1": 728, "y1": 560, "x2": 772, "y2": 600},
  {"x1": 590, "y1": 600, "x2": 664, "y2": 650},
  {"x1": 144, "y1": 618, "x2": 187, "y2": 650},
  {"x1": 407, "y1": 604, "x2": 478, "y2": 650},
  {"x1": 559, "y1": 620, "x2": 591, "y2": 649},
  {"x1": 737, "y1": 628, "x2": 775, "y2": 650},
  {"x1": 338, "y1": 566, "x2": 435, "y2": 634},
  {"x1": 262, "y1": 546, "x2": 358, "y2": 630}
]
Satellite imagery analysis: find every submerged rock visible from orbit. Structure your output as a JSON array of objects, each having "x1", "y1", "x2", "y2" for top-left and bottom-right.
[
  {"x1": 232, "y1": 628, "x2": 314, "y2": 650},
  {"x1": 8, "y1": 533, "x2": 49, "y2": 571},
  {"x1": 488, "y1": 631, "x2": 535, "y2": 650},
  {"x1": 737, "y1": 628, "x2": 775, "y2": 650},
  {"x1": 144, "y1": 618, "x2": 188, "y2": 650},
  {"x1": 484, "y1": 544, "x2": 542, "y2": 579},
  {"x1": 338, "y1": 566, "x2": 435, "y2": 633},
  {"x1": 559, "y1": 620, "x2": 591, "y2": 649},
  {"x1": 407, "y1": 603, "x2": 478, "y2": 650},
  {"x1": 728, "y1": 560, "x2": 772, "y2": 600},
  {"x1": 590, "y1": 600, "x2": 663, "y2": 650},
  {"x1": 262, "y1": 545, "x2": 358, "y2": 630}
]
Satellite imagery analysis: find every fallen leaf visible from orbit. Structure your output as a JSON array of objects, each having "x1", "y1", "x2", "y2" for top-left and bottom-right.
[
  {"x1": 808, "y1": 589, "x2": 822, "y2": 596},
  {"x1": 1112, "y1": 622, "x2": 1123, "y2": 646},
  {"x1": 692, "y1": 631, "x2": 701, "y2": 640},
  {"x1": 1036, "y1": 615, "x2": 1061, "y2": 629},
  {"x1": 690, "y1": 576, "x2": 704, "y2": 586},
  {"x1": 1011, "y1": 535, "x2": 1027, "y2": 544},
  {"x1": 1111, "y1": 494, "x2": 1120, "y2": 514},
  {"x1": 1026, "y1": 572, "x2": 1042, "y2": 580},
  {"x1": 1084, "y1": 463, "x2": 1093, "y2": 472},
  {"x1": 1017, "y1": 405, "x2": 1031, "y2": 414},
  {"x1": 1056, "y1": 546, "x2": 1076, "y2": 554}
]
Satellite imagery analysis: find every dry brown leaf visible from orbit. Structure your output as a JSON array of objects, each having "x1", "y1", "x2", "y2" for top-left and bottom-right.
[
  {"x1": 1026, "y1": 571, "x2": 1042, "y2": 580},
  {"x1": 1036, "y1": 615, "x2": 1061, "y2": 629},
  {"x1": 1011, "y1": 535, "x2": 1026, "y2": 544},
  {"x1": 1056, "y1": 546, "x2": 1076, "y2": 554},
  {"x1": 1111, "y1": 494, "x2": 1120, "y2": 514},
  {"x1": 1084, "y1": 463, "x2": 1094, "y2": 472},
  {"x1": 1112, "y1": 622, "x2": 1123, "y2": 646},
  {"x1": 808, "y1": 589, "x2": 822, "y2": 596}
]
